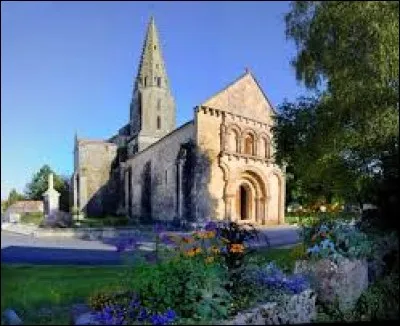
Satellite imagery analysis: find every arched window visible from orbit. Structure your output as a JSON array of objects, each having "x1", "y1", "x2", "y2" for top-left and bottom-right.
[
  {"x1": 144, "y1": 77, "x2": 148, "y2": 87},
  {"x1": 157, "y1": 116, "x2": 161, "y2": 129},
  {"x1": 244, "y1": 134, "x2": 255, "y2": 155},
  {"x1": 157, "y1": 77, "x2": 162, "y2": 87},
  {"x1": 229, "y1": 129, "x2": 239, "y2": 153}
]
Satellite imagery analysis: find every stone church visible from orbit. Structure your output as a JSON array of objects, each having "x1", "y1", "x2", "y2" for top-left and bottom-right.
[{"x1": 71, "y1": 17, "x2": 286, "y2": 226}]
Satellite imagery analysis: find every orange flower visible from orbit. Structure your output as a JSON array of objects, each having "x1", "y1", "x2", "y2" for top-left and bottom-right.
[
  {"x1": 205, "y1": 256, "x2": 214, "y2": 264},
  {"x1": 194, "y1": 247, "x2": 202, "y2": 254},
  {"x1": 185, "y1": 249, "x2": 196, "y2": 257},
  {"x1": 229, "y1": 243, "x2": 245, "y2": 253},
  {"x1": 185, "y1": 246, "x2": 202, "y2": 257}
]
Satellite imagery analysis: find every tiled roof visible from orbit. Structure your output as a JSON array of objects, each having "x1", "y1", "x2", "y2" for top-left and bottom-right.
[{"x1": 6, "y1": 200, "x2": 43, "y2": 213}]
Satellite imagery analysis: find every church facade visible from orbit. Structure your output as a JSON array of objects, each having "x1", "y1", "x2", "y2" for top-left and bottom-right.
[{"x1": 71, "y1": 17, "x2": 286, "y2": 225}]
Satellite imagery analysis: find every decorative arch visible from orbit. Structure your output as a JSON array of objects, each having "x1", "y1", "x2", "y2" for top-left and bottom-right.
[
  {"x1": 228, "y1": 167, "x2": 269, "y2": 224},
  {"x1": 241, "y1": 128, "x2": 258, "y2": 156},
  {"x1": 259, "y1": 133, "x2": 271, "y2": 159},
  {"x1": 226, "y1": 123, "x2": 242, "y2": 153}
]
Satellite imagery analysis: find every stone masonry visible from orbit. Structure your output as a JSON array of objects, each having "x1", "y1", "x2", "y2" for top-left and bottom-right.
[{"x1": 71, "y1": 17, "x2": 286, "y2": 224}]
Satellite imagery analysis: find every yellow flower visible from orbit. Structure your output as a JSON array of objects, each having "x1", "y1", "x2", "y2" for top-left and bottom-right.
[
  {"x1": 185, "y1": 249, "x2": 196, "y2": 257},
  {"x1": 205, "y1": 231, "x2": 216, "y2": 239},
  {"x1": 221, "y1": 237, "x2": 230, "y2": 244},
  {"x1": 205, "y1": 256, "x2": 214, "y2": 264}
]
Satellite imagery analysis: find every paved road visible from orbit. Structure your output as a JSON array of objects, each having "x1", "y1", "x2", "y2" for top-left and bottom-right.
[{"x1": 1, "y1": 226, "x2": 300, "y2": 265}]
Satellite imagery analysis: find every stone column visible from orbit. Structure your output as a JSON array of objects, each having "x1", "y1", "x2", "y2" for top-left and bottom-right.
[
  {"x1": 79, "y1": 175, "x2": 87, "y2": 216},
  {"x1": 176, "y1": 160, "x2": 184, "y2": 220},
  {"x1": 221, "y1": 124, "x2": 227, "y2": 152},
  {"x1": 264, "y1": 195, "x2": 271, "y2": 225}
]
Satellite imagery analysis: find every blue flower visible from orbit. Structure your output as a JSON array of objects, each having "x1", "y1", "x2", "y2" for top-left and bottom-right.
[{"x1": 319, "y1": 225, "x2": 329, "y2": 233}]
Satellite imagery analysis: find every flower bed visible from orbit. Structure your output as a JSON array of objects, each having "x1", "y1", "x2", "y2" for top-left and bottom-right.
[
  {"x1": 296, "y1": 220, "x2": 372, "y2": 311},
  {"x1": 225, "y1": 262, "x2": 316, "y2": 325},
  {"x1": 225, "y1": 289, "x2": 316, "y2": 325},
  {"x1": 83, "y1": 221, "x2": 312, "y2": 325}
]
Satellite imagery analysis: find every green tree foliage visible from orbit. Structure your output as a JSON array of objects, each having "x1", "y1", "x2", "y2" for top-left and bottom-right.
[
  {"x1": 24, "y1": 164, "x2": 70, "y2": 212},
  {"x1": 276, "y1": 1, "x2": 399, "y2": 224},
  {"x1": 3, "y1": 188, "x2": 26, "y2": 211}
]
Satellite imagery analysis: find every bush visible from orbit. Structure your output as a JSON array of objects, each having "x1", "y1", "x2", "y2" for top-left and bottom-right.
[
  {"x1": 127, "y1": 257, "x2": 232, "y2": 322},
  {"x1": 300, "y1": 219, "x2": 373, "y2": 262},
  {"x1": 20, "y1": 212, "x2": 43, "y2": 225},
  {"x1": 354, "y1": 272, "x2": 399, "y2": 321}
]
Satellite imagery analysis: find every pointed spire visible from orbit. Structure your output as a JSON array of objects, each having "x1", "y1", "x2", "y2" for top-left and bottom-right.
[{"x1": 134, "y1": 16, "x2": 170, "y2": 91}]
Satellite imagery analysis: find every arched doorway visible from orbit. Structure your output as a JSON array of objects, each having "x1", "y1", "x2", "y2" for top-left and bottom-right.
[
  {"x1": 238, "y1": 184, "x2": 252, "y2": 220},
  {"x1": 233, "y1": 170, "x2": 266, "y2": 223}
]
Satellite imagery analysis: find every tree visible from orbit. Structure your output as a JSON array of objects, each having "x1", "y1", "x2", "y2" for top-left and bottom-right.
[
  {"x1": 24, "y1": 165, "x2": 70, "y2": 212},
  {"x1": 276, "y1": 1, "x2": 399, "y2": 226},
  {"x1": 3, "y1": 188, "x2": 25, "y2": 211}
]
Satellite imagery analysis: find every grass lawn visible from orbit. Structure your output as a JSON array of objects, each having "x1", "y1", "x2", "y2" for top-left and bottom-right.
[
  {"x1": 1, "y1": 264, "x2": 130, "y2": 325},
  {"x1": 1, "y1": 248, "x2": 297, "y2": 325},
  {"x1": 250, "y1": 246, "x2": 302, "y2": 272}
]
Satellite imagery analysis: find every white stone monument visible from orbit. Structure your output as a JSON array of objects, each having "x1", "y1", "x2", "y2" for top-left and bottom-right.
[{"x1": 42, "y1": 173, "x2": 60, "y2": 221}]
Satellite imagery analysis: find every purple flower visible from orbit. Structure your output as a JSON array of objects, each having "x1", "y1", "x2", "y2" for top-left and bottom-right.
[
  {"x1": 138, "y1": 308, "x2": 148, "y2": 321},
  {"x1": 116, "y1": 241, "x2": 127, "y2": 253},
  {"x1": 154, "y1": 223, "x2": 165, "y2": 234},
  {"x1": 164, "y1": 308, "x2": 176, "y2": 321},
  {"x1": 151, "y1": 313, "x2": 167, "y2": 325},
  {"x1": 205, "y1": 221, "x2": 217, "y2": 231},
  {"x1": 160, "y1": 234, "x2": 175, "y2": 246}
]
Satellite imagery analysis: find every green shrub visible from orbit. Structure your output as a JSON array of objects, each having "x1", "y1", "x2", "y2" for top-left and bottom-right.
[
  {"x1": 127, "y1": 257, "x2": 232, "y2": 322},
  {"x1": 354, "y1": 272, "x2": 399, "y2": 320},
  {"x1": 20, "y1": 212, "x2": 43, "y2": 225}
]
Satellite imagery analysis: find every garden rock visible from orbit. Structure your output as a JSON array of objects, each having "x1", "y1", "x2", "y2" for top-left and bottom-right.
[
  {"x1": 225, "y1": 289, "x2": 316, "y2": 325},
  {"x1": 2, "y1": 309, "x2": 22, "y2": 325},
  {"x1": 295, "y1": 258, "x2": 368, "y2": 311}
]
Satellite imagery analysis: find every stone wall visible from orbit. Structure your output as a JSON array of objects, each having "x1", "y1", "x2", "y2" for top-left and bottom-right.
[
  {"x1": 202, "y1": 72, "x2": 275, "y2": 125},
  {"x1": 195, "y1": 72, "x2": 286, "y2": 224},
  {"x1": 75, "y1": 140, "x2": 118, "y2": 216},
  {"x1": 124, "y1": 121, "x2": 194, "y2": 222}
]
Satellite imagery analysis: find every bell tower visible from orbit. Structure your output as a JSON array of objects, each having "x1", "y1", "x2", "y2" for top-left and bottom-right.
[{"x1": 129, "y1": 16, "x2": 176, "y2": 155}]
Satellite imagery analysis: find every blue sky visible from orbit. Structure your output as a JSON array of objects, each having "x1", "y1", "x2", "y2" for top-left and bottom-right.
[{"x1": 1, "y1": 1, "x2": 309, "y2": 200}]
